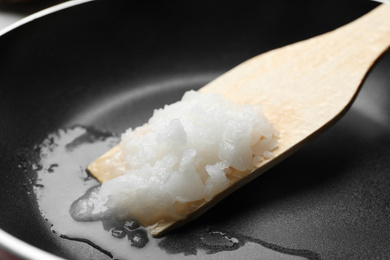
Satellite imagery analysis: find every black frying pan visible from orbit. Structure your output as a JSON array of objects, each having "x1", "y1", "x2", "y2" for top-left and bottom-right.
[{"x1": 1, "y1": 0, "x2": 390, "y2": 259}]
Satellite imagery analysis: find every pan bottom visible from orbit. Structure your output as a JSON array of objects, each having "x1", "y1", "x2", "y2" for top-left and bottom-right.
[{"x1": 27, "y1": 73, "x2": 321, "y2": 259}]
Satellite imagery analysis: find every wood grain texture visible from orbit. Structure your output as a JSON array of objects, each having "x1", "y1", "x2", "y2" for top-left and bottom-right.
[
  {"x1": 88, "y1": 3, "x2": 390, "y2": 236},
  {"x1": 201, "y1": 2, "x2": 390, "y2": 162}
]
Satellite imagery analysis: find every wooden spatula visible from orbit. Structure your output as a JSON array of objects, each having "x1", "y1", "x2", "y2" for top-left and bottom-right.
[{"x1": 88, "y1": 3, "x2": 390, "y2": 237}]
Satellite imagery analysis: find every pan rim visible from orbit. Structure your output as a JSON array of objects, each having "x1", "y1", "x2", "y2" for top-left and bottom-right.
[
  {"x1": 0, "y1": 229, "x2": 64, "y2": 260},
  {"x1": 0, "y1": 0, "x2": 94, "y2": 38}
]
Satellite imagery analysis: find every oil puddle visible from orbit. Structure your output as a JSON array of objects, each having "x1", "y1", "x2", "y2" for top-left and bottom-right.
[{"x1": 29, "y1": 126, "x2": 320, "y2": 260}]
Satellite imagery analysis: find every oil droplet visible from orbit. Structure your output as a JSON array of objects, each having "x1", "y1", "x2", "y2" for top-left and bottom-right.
[{"x1": 29, "y1": 126, "x2": 320, "y2": 260}]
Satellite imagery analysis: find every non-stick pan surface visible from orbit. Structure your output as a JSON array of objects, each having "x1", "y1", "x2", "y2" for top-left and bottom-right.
[{"x1": 1, "y1": 0, "x2": 390, "y2": 259}]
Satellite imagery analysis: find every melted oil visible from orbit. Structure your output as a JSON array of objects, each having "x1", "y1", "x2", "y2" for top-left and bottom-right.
[{"x1": 29, "y1": 126, "x2": 320, "y2": 260}]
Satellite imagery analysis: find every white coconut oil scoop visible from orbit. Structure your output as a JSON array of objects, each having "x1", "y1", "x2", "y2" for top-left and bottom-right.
[{"x1": 88, "y1": 3, "x2": 390, "y2": 237}]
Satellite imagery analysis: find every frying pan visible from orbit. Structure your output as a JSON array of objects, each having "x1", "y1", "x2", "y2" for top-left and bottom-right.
[{"x1": 1, "y1": 0, "x2": 390, "y2": 259}]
